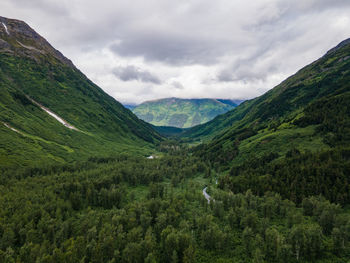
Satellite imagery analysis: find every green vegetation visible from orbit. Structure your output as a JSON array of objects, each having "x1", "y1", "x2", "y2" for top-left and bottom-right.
[
  {"x1": 1, "y1": 149, "x2": 350, "y2": 262},
  {"x1": 132, "y1": 98, "x2": 237, "y2": 128},
  {"x1": 0, "y1": 17, "x2": 161, "y2": 168},
  {"x1": 151, "y1": 125, "x2": 185, "y2": 137},
  {"x1": 1, "y1": 16, "x2": 350, "y2": 262},
  {"x1": 183, "y1": 37, "x2": 350, "y2": 166}
]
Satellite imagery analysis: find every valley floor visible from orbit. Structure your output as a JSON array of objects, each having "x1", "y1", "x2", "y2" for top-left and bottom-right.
[{"x1": 0, "y1": 146, "x2": 350, "y2": 263}]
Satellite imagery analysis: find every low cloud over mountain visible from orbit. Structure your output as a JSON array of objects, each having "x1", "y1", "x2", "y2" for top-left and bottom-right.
[{"x1": 2, "y1": 0, "x2": 350, "y2": 103}]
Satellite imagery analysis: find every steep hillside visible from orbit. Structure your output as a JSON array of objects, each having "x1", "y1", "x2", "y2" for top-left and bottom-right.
[
  {"x1": 181, "y1": 38, "x2": 350, "y2": 204},
  {"x1": 0, "y1": 16, "x2": 161, "y2": 168},
  {"x1": 132, "y1": 98, "x2": 237, "y2": 128},
  {"x1": 183, "y1": 38, "x2": 350, "y2": 156},
  {"x1": 123, "y1": 104, "x2": 137, "y2": 110}
]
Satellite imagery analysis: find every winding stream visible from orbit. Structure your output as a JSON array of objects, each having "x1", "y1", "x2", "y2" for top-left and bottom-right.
[
  {"x1": 203, "y1": 187, "x2": 211, "y2": 204},
  {"x1": 203, "y1": 178, "x2": 218, "y2": 203}
]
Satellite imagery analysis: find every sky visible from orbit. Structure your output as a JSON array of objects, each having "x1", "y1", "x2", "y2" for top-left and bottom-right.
[{"x1": 1, "y1": 0, "x2": 350, "y2": 104}]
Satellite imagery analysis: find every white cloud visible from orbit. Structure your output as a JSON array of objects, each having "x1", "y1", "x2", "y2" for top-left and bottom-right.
[{"x1": 1, "y1": 0, "x2": 350, "y2": 103}]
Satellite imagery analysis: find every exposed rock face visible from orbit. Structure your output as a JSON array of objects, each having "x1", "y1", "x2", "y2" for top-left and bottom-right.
[
  {"x1": 0, "y1": 16, "x2": 74, "y2": 67},
  {"x1": 0, "y1": 39, "x2": 11, "y2": 50}
]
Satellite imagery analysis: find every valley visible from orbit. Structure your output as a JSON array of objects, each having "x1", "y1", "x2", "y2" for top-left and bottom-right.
[{"x1": 0, "y1": 15, "x2": 350, "y2": 263}]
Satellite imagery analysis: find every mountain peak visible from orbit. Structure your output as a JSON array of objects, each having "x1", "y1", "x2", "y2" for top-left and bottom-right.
[
  {"x1": 0, "y1": 16, "x2": 161, "y2": 167},
  {"x1": 326, "y1": 37, "x2": 350, "y2": 55},
  {"x1": 0, "y1": 16, "x2": 74, "y2": 67}
]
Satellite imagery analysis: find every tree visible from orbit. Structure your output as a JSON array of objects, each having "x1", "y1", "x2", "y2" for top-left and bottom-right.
[
  {"x1": 241, "y1": 211, "x2": 259, "y2": 232},
  {"x1": 288, "y1": 225, "x2": 306, "y2": 261},
  {"x1": 171, "y1": 250, "x2": 178, "y2": 263},
  {"x1": 265, "y1": 227, "x2": 283, "y2": 261},
  {"x1": 304, "y1": 224, "x2": 323, "y2": 260},
  {"x1": 183, "y1": 245, "x2": 196, "y2": 263},
  {"x1": 122, "y1": 242, "x2": 142, "y2": 263},
  {"x1": 201, "y1": 224, "x2": 225, "y2": 250},
  {"x1": 145, "y1": 253, "x2": 157, "y2": 263},
  {"x1": 252, "y1": 248, "x2": 265, "y2": 263},
  {"x1": 242, "y1": 227, "x2": 255, "y2": 256}
]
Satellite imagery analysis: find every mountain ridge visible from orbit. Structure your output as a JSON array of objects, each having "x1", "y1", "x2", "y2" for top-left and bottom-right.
[
  {"x1": 181, "y1": 36, "x2": 350, "y2": 172},
  {"x1": 132, "y1": 97, "x2": 239, "y2": 128},
  {"x1": 0, "y1": 16, "x2": 74, "y2": 67},
  {"x1": 0, "y1": 16, "x2": 162, "y2": 168}
]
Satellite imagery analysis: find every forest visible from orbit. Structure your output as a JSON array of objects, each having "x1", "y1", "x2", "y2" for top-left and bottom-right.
[
  {"x1": 1, "y1": 13, "x2": 350, "y2": 263},
  {"x1": 0, "y1": 144, "x2": 350, "y2": 263}
]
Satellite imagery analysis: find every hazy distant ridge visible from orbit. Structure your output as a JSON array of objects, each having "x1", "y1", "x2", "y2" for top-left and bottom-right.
[{"x1": 132, "y1": 98, "x2": 239, "y2": 128}]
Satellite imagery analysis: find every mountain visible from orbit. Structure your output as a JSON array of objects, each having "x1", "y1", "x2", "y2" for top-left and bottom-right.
[
  {"x1": 0, "y1": 16, "x2": 162, "y2": 168},
  {"x1": 123, "y1": 104, "x2": 137, "y2": 110},
  {"x1": 183, "y1": 38, "x2": 350, "y2": 146},
  {"x1": 1, "y1": 16, "x2": 350, "y2": 263},
  {"x1": 217, "y1": 99, "x2": 244, "y2": 106},
  {"x1": 181, "y1": 37, "x2": 350, "y2": 204},
  {"x1": 132, "y1": 97, "x2": 238, "y2": 128}
]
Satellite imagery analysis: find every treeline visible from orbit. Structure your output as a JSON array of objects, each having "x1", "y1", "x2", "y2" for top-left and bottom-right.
[
  {"x1": 294, "y1": 91, "x2": 350, "y2": 147},
  {"x1": 209, "y1": 189, "x2": 350, "y2": 262},
  {"x1": 220, "y1": 147, "x2": 350, "y2": 204},
  {"x1": 0, "y1": 152, "x2": 350, "y2": 262},
  {"x1": 0, "y1": 154, "x2": 205, "y2": 263},
  {"x1": 194, "y1": 139, "x2": 239, "y2": 170},
  {"x1": 0, "y1": 153, "x2": 206, "y2": 186}
]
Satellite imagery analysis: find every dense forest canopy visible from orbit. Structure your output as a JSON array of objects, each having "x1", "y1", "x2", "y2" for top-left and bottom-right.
[{"x1": 1, "y1": 147, "x2": 350, "y2": 262}]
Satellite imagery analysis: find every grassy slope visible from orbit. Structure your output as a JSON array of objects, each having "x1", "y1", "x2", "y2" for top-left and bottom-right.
[
  {"x1": 0, "y1": 18, "x2": 162, "y2": 168},
  {"x1": 0, "y1": 54, "x2": 161, "y2": 168},
  {"x1": 132, "y1": 98, "x2": 235, "y2": 128},
  {"x1": 182, "y1": 39, "x2": 350, "y2": 165}
]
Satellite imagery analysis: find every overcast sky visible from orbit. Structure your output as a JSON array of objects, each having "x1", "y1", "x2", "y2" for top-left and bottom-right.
[{"x1": 2, "y1": 0, "x2": 350, "y2": 104}]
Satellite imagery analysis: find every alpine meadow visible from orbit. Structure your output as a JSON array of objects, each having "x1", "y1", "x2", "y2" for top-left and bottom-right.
[{"x1": 1, "y1": 4, "x2": 350, "y2": 263}]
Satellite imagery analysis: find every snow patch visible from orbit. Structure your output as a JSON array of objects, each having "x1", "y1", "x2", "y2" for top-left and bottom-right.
[
  {"x1": 3, "y1": 122, "x2": 21, "y2": 134},
  {"x1": 27, "y1": 96, "x2": 79, "y2": 131},
  {"x1": 2, "y1": 22, "x2": 9, "y2": 35},
  {"x1": 41, "y1": 107, "x2": 78, "y2": 130}
]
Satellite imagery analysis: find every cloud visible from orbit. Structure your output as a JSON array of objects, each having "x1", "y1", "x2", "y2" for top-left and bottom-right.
[
  {"x1": 5, "y1": 0, "x2": 68, "y2": 15},
  {"x1": 172, "y1": 81, "x2": 184, "y2": 90},
  {"x1": 217, "y1": 50, "x2": 281, "y2": 82},
  {"x1": 112, "y1": 65, "x2": 161, "y2": 84},
  {"x1": 1, "y1": 0, "x2": 350, "y2": 103},
  {"x1": 110, "y1": 32, "x2": 228, "y2": 66}
]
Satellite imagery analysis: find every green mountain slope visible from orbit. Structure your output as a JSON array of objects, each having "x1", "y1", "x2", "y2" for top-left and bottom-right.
[
  {"x1": 0, "y1": 16, "x2": 161, "y2": 168},
  {"x1": 172, "y1": 37, "x2": 350, "y2": 210},
  {"x1": 180, "y1": 38, "x2": 350, "y2": 204},
  {"x1": 183, "y1": 38, "x2": 350, "y2": 161},
  {"x1": 132, "y1": 98, "x2": 237, "y2": 128}
]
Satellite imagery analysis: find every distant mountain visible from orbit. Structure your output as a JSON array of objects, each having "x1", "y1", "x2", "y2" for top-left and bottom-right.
[
  {"x1": 217, "y1": 99, "x2": 244, "y2": 106},
  {"x1": 132, "y1": 98, "x2": 238, "y2": 128},
  {"x1": 0, "y1": 16, "x2": 161, "y2": 168},
  {"x1": 123, "y1": 104, "x2": 137, "y2": 110}
]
